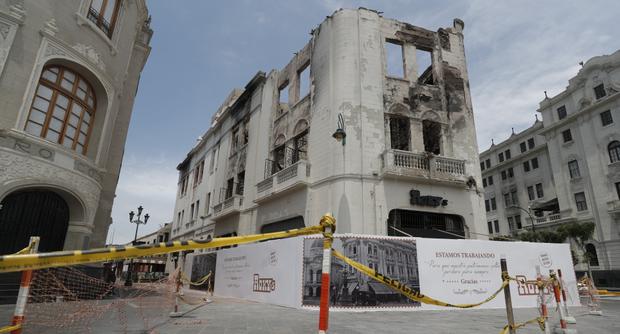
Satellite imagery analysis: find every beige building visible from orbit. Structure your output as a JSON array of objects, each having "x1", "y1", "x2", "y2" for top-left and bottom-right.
[
  {"x1": 481, "y1": 50, "x2": 620, "y2": 286},
  {"x1": 0, "y1": 0, "x2": 152, "y2": 255},
  {"x1": 170, "y1": 8, "x2": 487, "y2": 258}
]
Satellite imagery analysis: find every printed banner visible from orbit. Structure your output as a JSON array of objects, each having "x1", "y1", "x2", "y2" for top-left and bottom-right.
[{"x1": 416, "y1": 238, "x2": 579, "y2": 310}]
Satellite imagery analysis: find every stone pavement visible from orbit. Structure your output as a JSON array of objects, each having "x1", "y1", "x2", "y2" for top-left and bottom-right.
[{"x1": 1, "y1": 296, "x2": 619, "y2": 333}]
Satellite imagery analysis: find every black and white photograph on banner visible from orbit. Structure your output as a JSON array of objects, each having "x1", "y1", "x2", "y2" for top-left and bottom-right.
[
  {"x1": 302, "y1": 235, "x2": 421, "y2": 308},
  {"x1": 189, "y1": 252, "x2": 217, "y2": 291}
]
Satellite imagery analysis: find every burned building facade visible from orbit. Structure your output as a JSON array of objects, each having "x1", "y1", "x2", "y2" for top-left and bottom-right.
[{"x1": 171, "y1": 8, "x2": 486, "y2": 249}]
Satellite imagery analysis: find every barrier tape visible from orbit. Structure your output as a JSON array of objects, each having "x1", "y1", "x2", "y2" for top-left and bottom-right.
[
  {"x1": 500, "y1": 316, "x2": 546, "y2": 334},
  {"x1": 0, "y1": 324, "x2": 20, "y2": 333},
  {"x1": 0, "y1": 221, "x2": 335, "y2": 273},
  {"x1": 181, "y1": 271, "x2": 212, "y2": 286},
  {"x1": 331, "y1": 249, "x2": 508, "y2": 308}
]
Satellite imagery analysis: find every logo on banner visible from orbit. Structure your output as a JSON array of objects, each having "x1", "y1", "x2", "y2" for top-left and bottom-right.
[
  {"x1": 253, "y1": 274, "x2": 276, "y2": 293},
  {"x1": 515, "y1": 275, "x2": 551, "y2": 296},
  {"x1": 539, "y1": 252, "x2": 552, "y2": 268}
]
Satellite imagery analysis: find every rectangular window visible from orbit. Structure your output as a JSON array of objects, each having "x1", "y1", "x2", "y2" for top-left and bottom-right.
[
  {"x1": 528, "y1": 138, "x2": 535, "y2": 149},
  {"x1": 575, "y1": 192, "x2": 587, "y2": 211},
  {"x1": 485, "y1": 159, "x2": 491, "y2": 169},
  {"x1": 498, "y1": 152, "x2": 504, "y2": 163},
  {"x1": 616, "y1": 182, "x2": 620, "y2": 199},
  {"x1": 507, "y1": 217, "x2": 514, "y2": 231},
  {"x1": 190, "y1": 203, "x2": 195, "y2": 221},
  {"x1": 195, "y1": 200, "x2": 200, "y2": 220},
  {"x1": 505, "y1": 149, "x2": 511, "y2": 160},
  {"x1": 390, "y1": 117, "x2": 410, "y2": 151},
  {"x1": 236, "y1": 171, "x2": 245, "y2": 195},
  {"x1": 488, "y1": 221, "x2": 493, "y2": 234},
  {"x1": 87, "y1": 0, "x2": 120, "y2": 38},
  {"x1": 508, "y1": 167, "x2": 514, "y2": 178},
  {"x1": 385, "y1": 40, "x2": 404, "y2": 78},
  {"x1": 501, "y1": 170, "x2": 507, "y2": 180},
  {"x1": 504, "y1": 193, "x2": 511, "y2": 207},
  {"x1": 485, "y1": 199, "x2": 490, "y2": 212},
  {"x1": 523, "y1": 161, "x2": 530, "y2": 172},
  {"x1": 298, "y1": 63, "x2": 310, "y2": 99},
  {"x1": 511, "y1": 189, "x2": 519, "y2": 206},
  {"x1": 205, "y1": 192, "x2": 211, "y2": 215},
  {"x1": 494, "y1": 220, "x2": 500, "y2": 234},
  {"x1": 594, "y1": 83, "x2": 606, "y2": 100},
  {"x1": 416, "y1": 48, "x2": 434, "y2": 85},
  {"x1": 600, "y1": 110, "x2": 613, "y2": 126},
  {"x1": 568, "y1": 160, "x2": 580, "y2": 179},
  {"x1": 531, "y1": 157, "x2": 539, "y2": 169},
  {"x1": 491, "y1": 197, "x2": 497, "y2": 210},
  {"x1": 480, "y1": 162, "x2": 485, "y2": 171},
  {"x1": 177, "y1": 212, "x2": 181, "y2": 226},
  {"x1": 536, "y1": 183, "x2": 544, "y2": 198},
  {"x1": 527, "y1": 186, "x2": 535, "y2": 200},
  {"x1": 520, "y1": 142, "x2": 527, "y2": 153},
  {"x1": 515, "y1": 215, "x2": 522, "y2": 229},
  {"x1": 562, "y1": 129, "x2": 572, "y2": 143},
  {"x1": 226, "y1": 178, "x2": 234, "y2": 199},
  {"x1": 483, "y1": 178, "x2": 488, "y2": 188},
  {"x1": 488, "y1": 175, "x2": 494, "y2": 185},
  {"x1": 557, "y1": 105, "x2": 567, "y2": 120}
]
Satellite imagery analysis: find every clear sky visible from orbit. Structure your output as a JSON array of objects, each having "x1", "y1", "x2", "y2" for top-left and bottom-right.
[{"x1": 107, "y1": 0, "x2": 619, "y2": 244}]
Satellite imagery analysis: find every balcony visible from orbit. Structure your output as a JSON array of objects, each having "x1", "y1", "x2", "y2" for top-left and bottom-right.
[
  {"x1": 212, "y1": 194, "x2": 243, "y2": 220},
  {"x1": 255, "y1": 160, "x2": 310, "y2": 203},
  {"x1": 523, "y1": 211, "x2": 575, "y2": 228},
  {"x1": 382, "y1": 149, "x2": 467, "y2": 184}
]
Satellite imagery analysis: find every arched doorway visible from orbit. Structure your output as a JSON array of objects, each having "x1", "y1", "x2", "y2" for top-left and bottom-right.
[{"x1": 0, "y1": 190, "x2": 70, "y2": 254}]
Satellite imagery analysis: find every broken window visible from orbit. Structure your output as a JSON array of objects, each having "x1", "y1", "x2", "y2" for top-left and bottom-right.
[
  {"x1": 273, "y1": 145, "x2": 286, "y2": 174},
  {"x1": 594, "y1": 83, "x2": 606, "y2": 100},
  {"x1": 236, "y1": 171, "x2": 245, "y2": 195},
  {"x1": 298, "y1": 63, "x2": 310, "y2": 99},
  {"x1": 389, "y1": 117, "x2": 410, "y2": 151},
  {"x1": 557, "y1": 106, "x2": 567, "y2": 120},
  {"x1": 422, "y1": 120, "x2": 441, "y2": 154},
  {"x1": 292, "y1": 130, "x2": 308, "y2": 163},
  {"x1": 225, "y1": 178, "x2": 234, "y2": 199},
  {"x1": 385, "y1": 40, "x2": 404, "y2": 78},
  {"x1": 277, "y1": 82, "x2": 289, "y2": 117},
  {"x1": 231, "y1": 127, "x2": 239, "y2": 152},
  {"x1": 416, "y1": 48, "x2": 434, "y2": 85}
]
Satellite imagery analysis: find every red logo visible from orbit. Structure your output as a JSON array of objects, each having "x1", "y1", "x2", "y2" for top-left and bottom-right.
[{"x1": 515, "y1": 275, "x2": 551, "y2": 296}]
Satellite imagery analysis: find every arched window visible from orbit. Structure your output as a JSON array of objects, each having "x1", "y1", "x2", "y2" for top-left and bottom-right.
[
  {"x1": 609, "y1": 141, "x2": 620, "y2": 163},
  {"x1": 585, "y1": 243, "x2": 599, "y2": 267},
  {"x1": 25, "y1": 66, "x2": 96, "y2": 154}
]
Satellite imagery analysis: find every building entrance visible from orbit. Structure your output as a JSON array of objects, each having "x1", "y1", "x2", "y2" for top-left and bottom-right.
[
  {"x1": 0, "y1": 190, "x2": 70, "y2": 254},
  {"x1": 387, "y1": 209, "x2": 465, "y2": 239}
]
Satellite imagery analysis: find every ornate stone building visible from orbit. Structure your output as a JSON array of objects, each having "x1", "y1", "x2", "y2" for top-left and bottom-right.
[
  {"x1": 481, "y1": 50, "x2": 620, "y2": 286},
  {"x1": 0, "y1": 0, "x2": 152, "y2": 254},
  {"x1": 170, "y1": 8, "x2": 486, "y2": 254}
]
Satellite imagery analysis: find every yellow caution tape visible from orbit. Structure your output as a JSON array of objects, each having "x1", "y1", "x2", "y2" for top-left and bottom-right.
[
  {"x1": 499, "y1": 316, "x2": 546, "y2": 334},
  {"x1": 0, "y1": 324, "x2": 21, "y2": 333},
  {"x1": 0, "y1": 223, "x2": 331, "y2": 273},
  {"x1": 181, "y1": 271, "x2": 212, "y2": 286},
  {"x1": 332, "y1": 249, "x2": 508, "y2": 308}
]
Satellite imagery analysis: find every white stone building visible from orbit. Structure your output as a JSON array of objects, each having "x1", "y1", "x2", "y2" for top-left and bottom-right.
[
  {"x1": 170, "y1": 9, "x2": 486, "y2": 252},
  {"x1": 481, "y1": 50, "x2": 620, "y2": 285},
  {"x1": 0, "y1": 0, "x2": 152, "y2": 255}
]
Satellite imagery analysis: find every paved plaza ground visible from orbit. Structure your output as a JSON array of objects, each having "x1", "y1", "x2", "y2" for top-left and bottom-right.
[{"x1": 1, "y1": 294, "x2": 619, "y2": 333}]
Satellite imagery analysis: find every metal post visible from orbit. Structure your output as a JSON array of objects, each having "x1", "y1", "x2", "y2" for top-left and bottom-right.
[
  {"x1": 557, "y1": 269, "x2": 576, "y2": 324},
  {"x1": 536, "y1": 266, "x2": 550, "y2": 334},
  {"x1": 501, "y1": 258, "x2": 516, "y2": 334},
  {"x1": 318, "y1": 221, "x2": 334, "y2": 334},
  {"x1": 10, "y1": 236, "x2": 40, "y2": 334}
]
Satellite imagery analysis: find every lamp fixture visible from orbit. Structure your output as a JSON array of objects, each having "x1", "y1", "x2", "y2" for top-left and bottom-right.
[{"x1": 332, "y1": 113, "x2": 346, "y2": 145}]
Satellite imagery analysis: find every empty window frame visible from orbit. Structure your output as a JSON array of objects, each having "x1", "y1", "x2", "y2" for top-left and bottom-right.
[
  {"x1": 568, "y1": 160, "x2": 580, "y2": 179},
  {"x1": 562, "y1": 129, "x2": 573, "y2": 143},
  {"x1": 389, "y1": 117, "x2": 410, "y2": 151},
  {"x1": 600, "y1": 110, "x2": 613, "y2": 126},
  {"x1": 557, "y1": 105, "x2": 567, "y2": 120},
  {"x1": 422, "y1": 120, "x2": 441, "y2": 154},
  {"x1": 593, "y1": 84, "x2": 606, "y2": 100},
  {"x1": 385, "y1": 40, "x2": 404, "y2": 78},
  {"x1": 87, "y1": 0, "x2": 120, "y2": 37},
  {"x1": 610, "y1": 141, "x2": 620, "y2": 163},
  {"x1": 278, "y1": 82, "x2": 289, "y2": 106},
  {"x1": 416, "y1": 48, "x2": 434, "y2": 85},
  {"x1": 574, "y1": 192, "x2": 587, "y2": 211},
  {"x1": 298, "y1": 63, "x2": 310, "y2": 99}
]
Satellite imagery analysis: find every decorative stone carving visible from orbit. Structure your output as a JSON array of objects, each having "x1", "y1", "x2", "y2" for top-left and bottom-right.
[
  {"x1": 43, "y1": 18, "x2": 58, "y2": 36},
  {"x1": 0, "y1": 132, "x2": 54, "y2": 161},
  {"x1": 72, "y1": 43, "x2": 106, "y2": 71},
  {"x1": 0, "y1": 22, "x2": 10, "y2": 40},
  {"x1": 43, "y1": 43, "x2": 66, "y2": 58},
  {"x1": 74, "y1": 160, "x2": 103, "y2": 183},
  {"x1": 9, "y1": 3, "x2": 26, "y2": 23}
]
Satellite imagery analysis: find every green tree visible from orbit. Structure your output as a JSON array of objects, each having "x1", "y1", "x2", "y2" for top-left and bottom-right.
[{"x1": 557, "y1": 222, "x2": 596, "y2": 277}]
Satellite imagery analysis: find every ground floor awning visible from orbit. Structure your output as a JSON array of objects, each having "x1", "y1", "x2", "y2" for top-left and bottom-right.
[{"x1": 368, "y1": 281, "x2": 396, "y2": 295}]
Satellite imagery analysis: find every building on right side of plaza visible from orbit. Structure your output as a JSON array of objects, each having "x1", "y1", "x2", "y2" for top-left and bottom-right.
[{"x1": 480, "y1": 49, "x2": 620, "y2": 286}]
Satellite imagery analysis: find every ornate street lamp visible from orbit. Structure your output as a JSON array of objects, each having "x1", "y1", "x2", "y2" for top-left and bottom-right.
[{"x1": 125, "y1": 205, "x2": 149, "y2": 286}]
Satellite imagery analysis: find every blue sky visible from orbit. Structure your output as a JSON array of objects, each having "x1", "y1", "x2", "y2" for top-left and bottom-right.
[{"x1": 107, "y1": 0, "x2": 618, "y2": 244}]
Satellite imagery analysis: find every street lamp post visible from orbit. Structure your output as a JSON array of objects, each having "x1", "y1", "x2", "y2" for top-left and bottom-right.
[
  {"x1": 509, "y1": 205, "x2": 535, "y2": 233},
  {"x1": 125, "y1": 205, "x2": 150, "y2": 286}
]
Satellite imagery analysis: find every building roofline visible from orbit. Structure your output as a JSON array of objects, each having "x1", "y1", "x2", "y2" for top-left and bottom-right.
[{"x1": 480, "y1": 119, "x2": 543, "y2": 155}]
